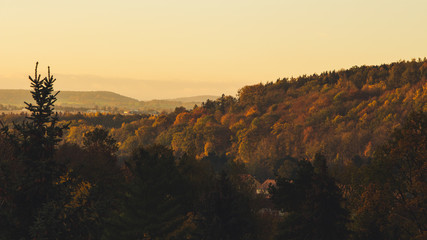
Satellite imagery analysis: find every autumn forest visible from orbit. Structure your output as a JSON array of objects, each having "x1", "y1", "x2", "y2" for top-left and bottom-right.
[{"x1": 0, "y1": 59, "x2": 426, "y2": 239}]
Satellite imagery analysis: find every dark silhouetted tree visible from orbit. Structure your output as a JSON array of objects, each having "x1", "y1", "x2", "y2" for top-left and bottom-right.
[
  {"x1": 106, "y1": 145, "x2": 187, "y2": 240},
  {"x1": 83, "y1": 127, "x2": 118, "y2": 155},
  {"x1": 0, "y1": 62, "x2": 69, "y2": 239},
  {"x1": 271, "y1": 154, "x2": 349, "y2": 240},
  {"x1": 197, "y1": 172, "x2": 257, "y2": 240}
]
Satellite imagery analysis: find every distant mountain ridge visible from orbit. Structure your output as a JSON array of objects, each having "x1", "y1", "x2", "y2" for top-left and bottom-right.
[{"x1": 0, "y1": 89, "x2": 219, "y2": 111}]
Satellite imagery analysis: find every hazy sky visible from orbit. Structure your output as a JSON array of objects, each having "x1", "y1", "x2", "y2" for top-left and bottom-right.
[{"x1": 1, "y1": 0, "x2": 426, "y2": 100}]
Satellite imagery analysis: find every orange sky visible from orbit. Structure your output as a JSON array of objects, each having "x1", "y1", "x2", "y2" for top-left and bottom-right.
[{"x1": 1, "y1": 0, "x2": 426, "y2": 100}]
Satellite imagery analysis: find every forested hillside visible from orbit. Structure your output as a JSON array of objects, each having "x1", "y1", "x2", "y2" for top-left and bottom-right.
[
  {"x1": 2, "y1": 60, "x2": 426, "y2": 178},
  {"x1": 1, "y1": 60, "x2": 426, "y2": 239},
  {"x1": 26, "y1": 59, "x2": 423, "y2": 180}
]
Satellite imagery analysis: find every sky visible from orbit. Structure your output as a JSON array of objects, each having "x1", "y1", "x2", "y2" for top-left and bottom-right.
[{"x1": 1, "y1": 0, "x2": 427, "y2": 100}]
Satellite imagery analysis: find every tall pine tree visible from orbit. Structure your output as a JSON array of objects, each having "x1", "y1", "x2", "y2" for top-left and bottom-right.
[{"x1": 0, "y1": 62, "x2": 69, "y2": 239}]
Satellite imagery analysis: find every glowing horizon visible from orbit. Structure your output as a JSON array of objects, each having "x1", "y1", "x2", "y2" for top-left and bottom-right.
[{"x1": 1, "y1": 0, "x2": 427, "y2": 100}]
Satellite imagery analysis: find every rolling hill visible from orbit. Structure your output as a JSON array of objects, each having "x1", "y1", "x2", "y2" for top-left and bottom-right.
[{"x1": 0, "y1": 89, "x2": 219, "y2": 112}]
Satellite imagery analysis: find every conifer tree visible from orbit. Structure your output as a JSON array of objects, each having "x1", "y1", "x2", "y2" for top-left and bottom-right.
[
  {"x1": 8, "y1": 62, "x2": 67, "y2": 160},
  {"x1": 105, "y1": 145, "x2": 187, "y2": 240},
  {"x1": 0, "y1": 62, "x2": 69, "y2": 239}
]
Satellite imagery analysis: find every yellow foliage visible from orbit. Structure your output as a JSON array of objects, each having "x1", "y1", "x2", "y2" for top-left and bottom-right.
[
  {"x1": 65, "y1": 180, "x2": 92, "y2": 209},
  {"x1": 66, "y1": 125, "x2": 96, "y2": 145},
  {"x1": 360, "y1": 113, "x2": 368, "y2": 122},
  {"x1": 220, "y1": 113, "x2": 231, "y2": 125},
  {"x1": 384, "y1": 114, "x2": 393, "y2": 122},
  {"x1": 230, "y1": 119, "x2": 245, "y2": 132},
  {"x1": 391, "y1": 89, "x2": 402, "y2": 103},
  {"x1": 333, "y1": 91, "x2": 346, "y2": 102},
  {"x1": 271, "y1": 122, "x2": 284, "y2": 136},
  {"x1": 245, "y1": 106, "x2": 259, "y2": 117},
  {"x1": 367, "y1": 100, "x2": 377, "y2": 108},
  {"x1": 332, "y1": 115, "x2": 343, "y2": 124},
  {"x1": 56, "y1": 170, "x2": 92, "y2": 209},
  {"x1": 403, "y1": 90, "x2": 414, "y2": 103},
  {"x1": 413, "y1": 89, "x2": 422, "y2": 101},
  {"x1": 321, "y1": 84, "x2": 331, "y2": 92},
  {"x1": 361, "y1": 82, "x2": 386, "y2": 91},
  {"x1": 57, "y1": 170, "x2": 72, "y2": 184},
  {"x1": 174, "y1": 112, "x2": 191, "y2": 125}
]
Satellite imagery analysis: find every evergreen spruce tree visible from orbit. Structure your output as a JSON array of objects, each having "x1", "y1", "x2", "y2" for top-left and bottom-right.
[
  {"x1": 0, "y1": 62, "x2": 69, "y2": 239},
  {"x1": 11, "y1": 62, "x2": 66, "y2": 160}
]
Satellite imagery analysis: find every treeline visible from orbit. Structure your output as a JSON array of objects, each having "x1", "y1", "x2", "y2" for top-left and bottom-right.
[{"x1": 0, "y1": 61, "x2": 426, "y2": 239}]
